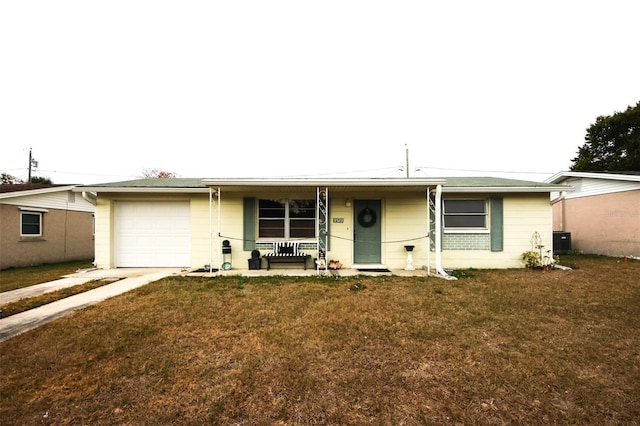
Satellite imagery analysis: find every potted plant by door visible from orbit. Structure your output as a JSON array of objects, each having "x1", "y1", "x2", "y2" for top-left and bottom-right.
[{"x1": 248, "y1": 249, "x2": 261, "y2": 270}]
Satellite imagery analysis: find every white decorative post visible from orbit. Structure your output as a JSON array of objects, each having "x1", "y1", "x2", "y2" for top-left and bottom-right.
[{"x1": 404, "y1": 245, "x2": 415, "y2": 271}]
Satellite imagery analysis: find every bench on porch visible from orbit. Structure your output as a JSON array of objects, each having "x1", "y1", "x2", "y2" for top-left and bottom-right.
[{"x1": 263, "y1": 241, "x2": 311, "y2": 270}]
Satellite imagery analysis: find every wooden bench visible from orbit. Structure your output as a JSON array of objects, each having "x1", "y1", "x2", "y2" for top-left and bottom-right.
[{"x1": 263, "y1": 241, "x2": 311, "y2": 270}]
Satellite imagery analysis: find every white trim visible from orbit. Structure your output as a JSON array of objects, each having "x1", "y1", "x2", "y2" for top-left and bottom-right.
[
  {"x1": 442, "y1": 186, "x2": 566, "y2": 193},
  {"x1": 19, "y1": 206, "x2": 49, "y2": 213},
  {"x1": 202, "y1": 177, "x2": 447, "y2": 187},
  {"x1": 546, "y1": 171, "x2": 640, "y2": 184},
  {"x1": 20, "y1": 210, "x2": 43, "y2": 237},
  {"x1": 74, "y1": 187, "x2": 210, "y2": 194},
  {"x1": 1, "y1": 185, "x2": 77, "y2": 200}
]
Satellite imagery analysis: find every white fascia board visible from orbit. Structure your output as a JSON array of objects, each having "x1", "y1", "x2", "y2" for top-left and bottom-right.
[
  {"x1": 442, "y1": 185, "x2": 574, "y2": 193},
  {"x1": 0, "y1": 185, "x2": 77, "y2": 200},
  {"x1": 72, "y1": 187, "x2": 210, "y2": 193},
  {"x1": 201, "y1": 178, "x2": 446, "y2": 187},
  {"x1": 545, "y1": 171, "x2": 640, "y2": 184}
]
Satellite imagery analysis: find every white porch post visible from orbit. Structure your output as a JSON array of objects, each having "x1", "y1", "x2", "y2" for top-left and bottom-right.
[
  {"x1": 209, "y1": 187, "x2": 213, "y2": 273},
  {"x1": 434, "y1": 184, "x2": 447, "y2": 276},
  {"x1": 216, "y1": 187, "x2": 221, "y2": 270},
  {"x1": 426, "y1": 187, "x2": 431, "y2": 276},
  {"x1": 317, "y1": 187, "x2": 329, "y2": 273}
]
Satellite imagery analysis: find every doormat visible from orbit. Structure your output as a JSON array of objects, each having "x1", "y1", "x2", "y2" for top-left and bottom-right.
[
  {"x1": 357, "y1": 268, "x2": 391, "y2": 272},
  {"x1": 191, "y1": 268, "x2": 219, "y2": 273}
]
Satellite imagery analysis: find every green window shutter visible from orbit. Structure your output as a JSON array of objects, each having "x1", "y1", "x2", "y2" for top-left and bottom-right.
[
  {"x1": 243, "y1": 197, "x2": 256, "y2": 250},
  {"x1": 490, "y1": 197, "x2": 504, "y2": 252}
]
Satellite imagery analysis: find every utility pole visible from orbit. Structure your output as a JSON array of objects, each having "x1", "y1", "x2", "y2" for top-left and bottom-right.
[
  {"x1": 28, "y1": 148, "x2": 38, "y2": 183},
  {"x1": 405, "y1": 144, "x2": 410, "y2": 178}
]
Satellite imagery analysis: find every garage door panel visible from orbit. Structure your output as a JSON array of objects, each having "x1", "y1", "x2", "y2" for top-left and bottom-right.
[{"x1": 115, "y1": 201, "x2": 191, "y2": 267}]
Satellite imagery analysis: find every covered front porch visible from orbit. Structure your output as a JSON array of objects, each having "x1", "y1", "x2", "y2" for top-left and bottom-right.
[{"x1": 202, "y1": 177, "x2": 449, "y2": 277}]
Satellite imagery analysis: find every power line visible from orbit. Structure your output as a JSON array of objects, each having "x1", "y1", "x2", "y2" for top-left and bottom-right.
[{"x1": 414, "y1": 165, "x2": 558, "y2": 176}]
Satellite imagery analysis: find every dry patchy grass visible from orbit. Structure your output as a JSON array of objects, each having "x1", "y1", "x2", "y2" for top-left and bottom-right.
[
  {"x1": 1, "y1": 255, "x2": 639, "y2": 425},
  {"x1": 0, "y1": 280, "x2": 112, "y2": 318},
  {"x1": 0, "y1": 260, "x2": 94, "y2": 292}
]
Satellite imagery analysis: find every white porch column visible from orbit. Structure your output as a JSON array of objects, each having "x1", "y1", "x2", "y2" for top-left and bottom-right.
[{"x1": 434, "y1": 184, "x2": 447, "y2": 276}]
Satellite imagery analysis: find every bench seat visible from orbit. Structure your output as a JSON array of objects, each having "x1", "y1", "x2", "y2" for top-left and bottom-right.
[{"x1": 262, "y1": 242, "x2": 311, "y2": 270}]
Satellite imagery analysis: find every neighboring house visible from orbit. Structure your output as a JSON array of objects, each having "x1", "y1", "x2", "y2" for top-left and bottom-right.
[
  {"x1": 0, "y1": 184, "x2": 96, "y2": 270},
  {"x1": 546, "y1": 171, "x2": 640, "y2": 258},
  {"x1": 75, "y1": 177, "x2": 570, "y2": 273}
]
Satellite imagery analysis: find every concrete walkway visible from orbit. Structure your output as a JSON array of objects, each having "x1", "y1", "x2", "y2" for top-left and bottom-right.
[{"x1": 0, "y1": 268, "x2": 181, "y2": 342}]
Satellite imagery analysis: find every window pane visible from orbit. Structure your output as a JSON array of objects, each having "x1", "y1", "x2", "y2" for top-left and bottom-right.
[
  {"x1": 258, "y1": 219, "x2": 284, "y2": 238},
  {"x1": 258, "y1": 199, "x2": 316, "y2": 239},
  {"x1": 444, "y1": 200, "x2": 485, "y2": 214},
  {"x1": 444, "y1": 215, "x2": 486, "y2": 228},
  {"x1": 289, "y1": 200, "x2": 315, "y2": 218},
  {"x1": 22, "y1": 213, "x2": 41, "y2": 235},
  {"x1": 290, "y1": 219, "x2": 315, "y2": 238},
  {"x1": 259, "y1": 200, "x2": 285, "y2": 218}
]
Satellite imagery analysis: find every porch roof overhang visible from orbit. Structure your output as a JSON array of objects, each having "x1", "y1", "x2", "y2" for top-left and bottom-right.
[{"x1": 438, "y1": 177, "x2": 574, "y2": 194}]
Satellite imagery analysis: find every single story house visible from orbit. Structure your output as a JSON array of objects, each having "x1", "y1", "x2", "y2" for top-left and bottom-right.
[
  {"x1": 0, "y1": 184, "x2": 96, "y2": 269},
  {"x1": 546, "y1": 171, "x2": 640, "y2": 259},
  {"x1": 75, "y1": 177, "x2": 571, "y2": 274}
]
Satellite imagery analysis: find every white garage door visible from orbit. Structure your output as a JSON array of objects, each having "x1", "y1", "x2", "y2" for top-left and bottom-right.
[{"x1": 115, "y1": 201, "x2": 191, "y2": 267}]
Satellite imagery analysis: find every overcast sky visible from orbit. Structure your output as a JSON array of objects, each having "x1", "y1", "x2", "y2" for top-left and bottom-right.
[{"x1": 1, "y1": 1, "x2": 639, "y2": 185}]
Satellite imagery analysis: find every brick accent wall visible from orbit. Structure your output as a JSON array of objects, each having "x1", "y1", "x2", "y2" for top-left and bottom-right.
[{"x1": 442, "y1": 233, "x2": 490, "y2": 250}]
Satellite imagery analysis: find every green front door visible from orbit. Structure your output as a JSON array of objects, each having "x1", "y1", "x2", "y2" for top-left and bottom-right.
[{"x1": 353, "y1": 200, "x2": 381, "y2": 264}]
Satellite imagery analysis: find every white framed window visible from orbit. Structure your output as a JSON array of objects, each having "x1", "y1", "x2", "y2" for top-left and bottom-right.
[
  {"x1": 443, "y1": 199, "x2": 488, "y2": 231},
  {"x1": 258, "y1": 199, "x2": 316, "y2": 239},
  {"x1": 21, "y1": 211, "x2": 43, "y2": 236}
]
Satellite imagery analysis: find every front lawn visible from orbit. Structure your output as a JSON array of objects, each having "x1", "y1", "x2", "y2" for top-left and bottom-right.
[
  {"x1": 1, "y1": 255, "x2": 638, "y2": 425},
  {"x1": 0, "y1": 260, "x2": 94, "y2": 292}
]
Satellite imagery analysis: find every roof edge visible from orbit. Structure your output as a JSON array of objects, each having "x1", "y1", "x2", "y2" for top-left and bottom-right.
[
  {"x1": 442, "y1": 185, "x2": 573, "y2": 193},
  {"x1": 201, "y1": 177, "x2": 447, "y2": 187},
  {"x1": 546, "y1": 171, "x2": 640, "y2": 184},
  {"x1": 0, "y1": 184, "x2": 78, "y2": 199}
]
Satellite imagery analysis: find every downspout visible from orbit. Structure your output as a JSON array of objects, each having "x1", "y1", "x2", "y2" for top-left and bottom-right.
[
  {"x1": 434, "y1": 184, "x2": 449, "y2": 277},
  {"x1": 82, "y1": 191, "x2": 97, "y2": 206},
  {"x1": 554, "y1": 191, "x2": 567, "y2": 231}
]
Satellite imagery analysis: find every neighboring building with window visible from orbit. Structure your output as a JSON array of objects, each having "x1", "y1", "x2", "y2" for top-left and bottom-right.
[
  {"x1": 76, "y1": 177, "x2": 570, "y2": 272},
  {"x1": 546, "y1": 172, "x2": 640, "y2": 258},
  {"x1": 0, "y1": 184, "x2": 96, "y2": 269}
]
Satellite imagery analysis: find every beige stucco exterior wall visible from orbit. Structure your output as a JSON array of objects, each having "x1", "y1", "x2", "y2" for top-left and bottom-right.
[
  {"x1": 440, "y1": 194, "x2": 553, "y2": 269},
  {"x1": 93, "y1": 190, "x2": 554, "y2": 270},
  {"x1": 0, "y1": 204, "x2": 94, "y2": 269},
  {"x1": 382, "y1": 191, "x2": 430, "y2": 269},
  {"x1": 552, "y1": 190, "x2": 640, "y2": 258},
  {"x1": 94, "y1": 193, "x2": 209, "y2": 269}
]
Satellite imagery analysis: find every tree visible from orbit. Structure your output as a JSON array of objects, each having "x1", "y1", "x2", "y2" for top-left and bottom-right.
[
  {"x1": 571, "y1": 101, "x2": 640, "y2": 172},
  {"x1": 139, "y1": 168, "x2": 178, "y2": 178},
  {"x1": 30, "y1": 176, "x2": 53, "y2": 184},
  {"x1": 1, "y1": 173, "x2": 24, "y2": 184}
]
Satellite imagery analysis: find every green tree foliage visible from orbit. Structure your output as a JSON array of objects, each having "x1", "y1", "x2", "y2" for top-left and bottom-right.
[
  {"x1": 140, "y1": 168, "x2": 178, "y2": 178},
  {"x1": 571, "y1": 101, "x2": 640, "y2": 172},
  {"x1": 29, "y1": 176, "x2": 53, "y2": 184},
  {"x1": 1, "y1": 173, "x2": 24, "y2": 184}
]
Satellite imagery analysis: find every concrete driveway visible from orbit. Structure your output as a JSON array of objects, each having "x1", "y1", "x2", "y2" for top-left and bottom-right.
[{"x1": 0, "y1": 268, "x2": 181, "y2": 342}]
